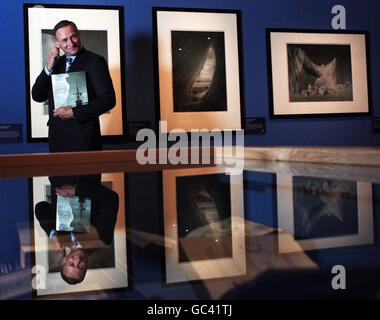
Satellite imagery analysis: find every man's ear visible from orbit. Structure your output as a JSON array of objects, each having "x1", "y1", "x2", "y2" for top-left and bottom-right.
[{"x1": 54, "y1": 40, "x2": 60, "y2": 49}]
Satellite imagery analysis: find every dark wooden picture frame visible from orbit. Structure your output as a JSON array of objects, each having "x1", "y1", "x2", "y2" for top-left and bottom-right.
[
  {"x1": 153, "y1": 8, "x2": 245, "y2": 132},
  {"x1": 23, "y1": 4, "x2": 126, "y2": 142},
  {"x1": 29, "y1": 173, "x2": 129, "y2": 298},
  {"x1": 276, "y1": 173, "x2": 374, "y2": 253},
  {"x1": 161, "y1": 167, "x2": 246, "y2": 284},
  {"x1": 266, "y1": 29, "x2": 371, "y2": 118}
]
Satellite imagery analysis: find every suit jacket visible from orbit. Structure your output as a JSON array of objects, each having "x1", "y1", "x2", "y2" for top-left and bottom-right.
[
  {"x1": 35, "y1": 175, "x2": 119, "y2": 246},
  {"x1": 32, "y1": 47, "x2": 116, "y2": 152}
]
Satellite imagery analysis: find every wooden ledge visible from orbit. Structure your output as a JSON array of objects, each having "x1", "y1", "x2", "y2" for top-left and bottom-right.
[
  {"x1": 216, "y1": 146, "x2": 380, "y2": 167},
  {"x1": 0, "y1": 146, "x2": 379, "y2": 178},
  {"x1": 0, "y1": 148, "x2": 216, "y2": 178},
  {"x1": 0, "y1": 150, "x2": 137, "y2": 167},
  {"x1": 0, "y1": 148, "x2": 215, "y2": 168}
]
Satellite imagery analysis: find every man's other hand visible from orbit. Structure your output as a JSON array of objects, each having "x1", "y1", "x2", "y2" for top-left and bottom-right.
[
  {"x1": 46, "y1": 45, "x2": 60, "y2": 72},
  {"x1": 53, "y1": 106, "x2": 74, "y2": 120},
  {"x1": 56, "y1": 185, "x2": 75, "y2": 198}
]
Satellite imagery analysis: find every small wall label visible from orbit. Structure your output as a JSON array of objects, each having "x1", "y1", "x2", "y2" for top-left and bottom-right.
[
  {"x1": 245, "y1": 118, "x2": 266, "y2": 134},
  {"x1": 0, "y1": 124, "x2": 23, "y2": 143}
]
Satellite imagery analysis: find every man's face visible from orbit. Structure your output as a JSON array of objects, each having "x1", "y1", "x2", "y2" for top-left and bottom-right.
[
  {"x1": 61, "y1": 249, "x2": 88, "y2": 282},
  {"x1": 54, "y1": 25, "x2": 81, "y2": 56}
]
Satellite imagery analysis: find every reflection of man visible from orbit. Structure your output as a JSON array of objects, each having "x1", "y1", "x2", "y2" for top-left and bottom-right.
[
  {"x1": 35, "y1": 175, "x2": 119, "y2": 285},
  {"x1": 32, "y1": 20, "x2": 115, "y2": 152},
  {"x1": 61, "y1": 248, "x2": 88, "y2": 284}
]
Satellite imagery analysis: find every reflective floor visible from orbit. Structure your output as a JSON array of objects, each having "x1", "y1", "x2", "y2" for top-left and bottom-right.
[{"x1": 0, "y1": 158, "x2": 379, "y2": 300}]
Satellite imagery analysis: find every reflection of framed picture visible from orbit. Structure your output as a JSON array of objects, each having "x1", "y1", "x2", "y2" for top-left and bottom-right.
[
  {"x1": 24, "y1": 4, "x2": 125, "y2": 141},
  {"x1": 153, "y1": 8, "x2": 244, "y2": 132},
  {"x1": 276, "y1": 174, "x2": 374, "y2": 253},
  {"x1": 266, "y1": 29, "x2": 370, "y2": 118},
  {"x1": 162, "y1": 167, "x2": 246, "y2": 284},
  {"x1": 30, "y1": 173, "x2": 128, "y2": 297}
]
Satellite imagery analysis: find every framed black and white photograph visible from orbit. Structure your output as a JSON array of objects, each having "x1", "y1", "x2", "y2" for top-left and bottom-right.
[
  {"x1": 266, "y1": 29, "x2": 370, "y2": 117},
  {"x1": 24, "y1": 4, "x2": 125, "y2": 141},
  {"x1": 153, "y1": 8, "x2": 244, "y2": 132},
  {"x1": 276, "y1": 174, "x2": 374, "y2": 253},
  {"x1": 30, "y1": 173, "x2": 128, "y2": 297},
  {"x1": 162, "y1": 167, "x2": 246, "y2": 284}
]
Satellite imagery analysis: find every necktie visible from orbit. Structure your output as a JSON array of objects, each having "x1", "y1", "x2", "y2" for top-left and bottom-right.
[
  {"x1": 66, "y1": 57, "x2": 73, "y2": 72},
  {"x1": 70, "y1": 232, "x2": 82, "y2": 249}
]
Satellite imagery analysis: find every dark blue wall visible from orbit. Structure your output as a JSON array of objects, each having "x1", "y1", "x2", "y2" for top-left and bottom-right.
[{"x1": 0, "y1": 0, "x2": 379, "y2": 154}]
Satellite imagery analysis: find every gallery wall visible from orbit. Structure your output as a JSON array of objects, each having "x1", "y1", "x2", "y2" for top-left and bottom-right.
[{"x1": 0, "y1": 0, "x2": 379, "y2": 154}]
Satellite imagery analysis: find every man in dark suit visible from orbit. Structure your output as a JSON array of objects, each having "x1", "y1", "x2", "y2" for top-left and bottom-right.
[
  {"x1": 35, "y1": 175, "x2": 119, "y2": 285},
  {"x1": 32, "y1": 20, "x2": 116, "y2": 152}
]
